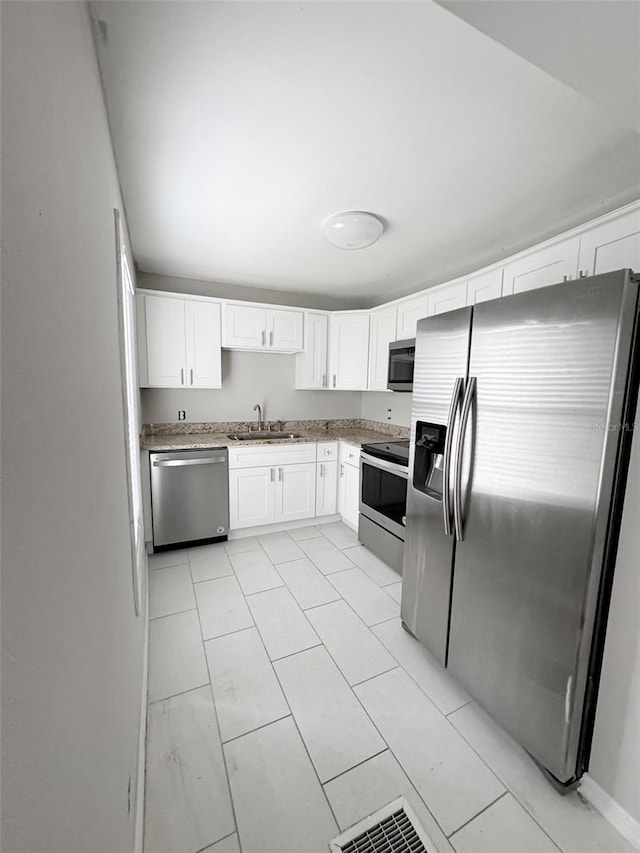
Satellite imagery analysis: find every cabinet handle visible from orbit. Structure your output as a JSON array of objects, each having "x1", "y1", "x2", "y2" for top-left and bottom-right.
[
  {"x1": 579, "y1": 270, "x2": 586, "y2": 278},
  {"x1": 333, "y1": 374, "x2": 337, "y2": 388},
  {"x1": 322, "y1": 373, "x2": 326, "y2": 388},
  {"x1": 319, "y1": 463, "x2": 324, "y2": 478},
  {"x1": 180, "y1": 368, "x2": 185, "y2": 385},
  {"x1": 270, "y1": 467, "x2": 275, "y2": 482},
  {"x1": 340, "y1": 463, "x2": 345, "y2": 478},
  {"x1": 190, "y1": 368, "x2": 194, "y2": 385},
  {"x1": 278, "y1": 467, "x2": 283, "y2": 482},
  {"x1": 269, "y1": 330, "x2": 274, "y2": 346},
  {"x1": 262, "y1": 330, "x2": 266, "y2": 346}
]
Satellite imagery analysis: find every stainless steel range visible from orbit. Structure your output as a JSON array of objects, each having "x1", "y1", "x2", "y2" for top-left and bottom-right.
[{"x1": 358, "y1": 440, "x2": 409, "y2": 575}]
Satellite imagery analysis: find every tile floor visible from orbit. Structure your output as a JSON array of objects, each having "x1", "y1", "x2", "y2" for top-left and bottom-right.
[{"x1": 145, "y1": 521, "x2": 634, "y2": 853}]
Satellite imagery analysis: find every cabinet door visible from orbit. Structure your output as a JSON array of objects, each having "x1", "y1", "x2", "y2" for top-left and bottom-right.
[
  {"x1": 329, "y1": 313, "x2": 370, "y2": 390},
  {"x1": 296, "y1": 312, "x2": 329, "y2": 389},
  {"x1": 368, "y1": 305, "x2": 397, "y2": 391},
  {"x1": 338, "y1": 461, "x2": 360, "y2": 530},
  {"x1": 145, "y1": 295, "x2": 187, "y2": 386},
  {"x1": 396, "y1": 293, "x2": 430, "y2": 339},
  {"x1": 185, "y1": 300, "x2": 222, "y2": 388},
  {"x1": 267, "y1": 309, "x2": 304, "y2": 351},
  {"x1": 467, "y1": 268, "x2": 504, "y2": 305},
  {"x1": 577, "y1": 208, "x2": 640, "y2": 278},
  {"x1": 223, "y1": 304, "x2": 266, "y2": 348},
  {"x1": 502, "y1": 236, "x2": 580, "y2": 296},
  {"x1": 229, "y1": 466, "x2": 275, "y2": 529},
  {"x1": 428, "y1": 281, "x2": 468, "y2": 316},
  {"x1": 276, "y1": 463, "x2": 316, "y2": 523},
  {"x1": 316, "y1": 461, "x2": 338, "y2": 516}
]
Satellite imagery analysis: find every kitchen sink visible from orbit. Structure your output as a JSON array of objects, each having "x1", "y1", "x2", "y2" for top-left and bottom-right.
[{"x1": 226, "y1": 432, "x2": 303, "y2": 441}]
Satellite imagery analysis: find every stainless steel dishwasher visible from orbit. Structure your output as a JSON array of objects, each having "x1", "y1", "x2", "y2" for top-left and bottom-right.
[{"x1": 150, "y1": 448, "x2": 229, "y2": 550}]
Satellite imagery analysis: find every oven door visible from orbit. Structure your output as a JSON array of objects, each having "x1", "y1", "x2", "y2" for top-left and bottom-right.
[
  {"x1": 360, "y1": 453, "x2": 408, "y2": 540},
  {"x1": 387, "y1": 339, "x2": 415, "y2": 391}
]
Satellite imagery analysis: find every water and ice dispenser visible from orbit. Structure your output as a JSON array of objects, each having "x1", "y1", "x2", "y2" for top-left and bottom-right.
[{"x1": 413, "y1": 422, "x2": 446, "y2": 499}]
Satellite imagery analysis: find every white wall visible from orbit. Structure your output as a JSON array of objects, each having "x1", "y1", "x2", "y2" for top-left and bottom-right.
[
  {"x1": 138, "y1": 271, "x2": 366, "y2": 311},
  {"x1": 361, "y1": 390, "x2": 413, "y2": 428},
  {"x1": 1, "y1": 3, "x2": 145, "y2": 851},
  {"x1": 141, "y1": 350, "x2": 363, "y2": 424},
  {"x1": 589, "y1": 428, "x2": 640, "y2": 824}
]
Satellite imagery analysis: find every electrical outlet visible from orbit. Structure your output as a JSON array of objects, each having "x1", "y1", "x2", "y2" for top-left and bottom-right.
[
  {"x1": 387, "y1": 408, "x2": 392, "y2": 420},
  {"x1": 178, "y1": 410, "x2": 186, "y2": 421}
]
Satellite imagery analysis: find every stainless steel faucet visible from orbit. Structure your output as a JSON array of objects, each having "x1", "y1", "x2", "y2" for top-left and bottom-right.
[{"x1": 253, "y1": 403, "x2": 263, "y2": 431}]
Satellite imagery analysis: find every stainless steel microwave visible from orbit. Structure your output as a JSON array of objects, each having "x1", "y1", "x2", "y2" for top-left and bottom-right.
[{"x1": 387, "y1": 338, "x2": 415, "y2": 391}]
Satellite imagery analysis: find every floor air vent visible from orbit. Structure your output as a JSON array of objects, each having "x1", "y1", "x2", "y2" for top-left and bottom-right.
[{"x1": 329, "y1": 797, "x2": 438, "y2": 853}]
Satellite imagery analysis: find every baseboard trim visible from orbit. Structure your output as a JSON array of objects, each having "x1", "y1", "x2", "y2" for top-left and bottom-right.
[
  {"x1": 134, "y1": 562, "x2": 150, "y2": 853},
  {"x1": 228, "y1": 514, "x2": 342, "y2": 539},
  {"x1": 581, "y1": 774, "x2": 640, "y2": 851}
]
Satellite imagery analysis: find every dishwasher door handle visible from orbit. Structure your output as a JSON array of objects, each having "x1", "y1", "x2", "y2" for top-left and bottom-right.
[{"x1": 152, "y1": 457, "x2": 226, "y2": 468}]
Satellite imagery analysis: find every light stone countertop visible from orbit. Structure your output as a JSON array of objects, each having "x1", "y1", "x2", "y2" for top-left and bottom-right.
[{"x1": 141, "y1": 419, "x2": 409, "y2": 452}]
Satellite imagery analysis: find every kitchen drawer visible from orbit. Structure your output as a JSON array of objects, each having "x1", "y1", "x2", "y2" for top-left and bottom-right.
[
  {"x1": 227, "y1": 442, "x2": 317, "y2": 470},
  {"x1": 316, "y1": 442, "x2": 338, "y2": 461},
  {"x1": 339, "y1": 441, "x2": 360, "y2": 467}
]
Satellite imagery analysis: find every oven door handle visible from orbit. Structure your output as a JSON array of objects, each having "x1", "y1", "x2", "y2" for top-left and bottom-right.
[{"x1": 360, "y1": 452, "x2": 408, "y2": 480}]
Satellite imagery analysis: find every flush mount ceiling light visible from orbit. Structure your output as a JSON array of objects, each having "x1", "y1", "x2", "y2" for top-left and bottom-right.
[{"x1": 323, "y1": 211, "x2": 384, "y2": 250}]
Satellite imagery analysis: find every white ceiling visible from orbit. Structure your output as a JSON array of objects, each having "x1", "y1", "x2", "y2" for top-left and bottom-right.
[{"x1": 91, "y1": 1, "x2": 640, "y2": 306}]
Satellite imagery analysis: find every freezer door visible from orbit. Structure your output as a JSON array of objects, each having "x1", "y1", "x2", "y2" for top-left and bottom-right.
[
  {"x1": 401, "y1": 307, "x2": 471, "y2": 665},
  {"x1": 447, "y1": 270, "x2": 639, "y2": 783}
]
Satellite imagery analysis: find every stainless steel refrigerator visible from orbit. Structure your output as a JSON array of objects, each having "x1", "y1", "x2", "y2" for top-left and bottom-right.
[{"x1": 402, "y1": 269, "x2": 639, "y2": 786}]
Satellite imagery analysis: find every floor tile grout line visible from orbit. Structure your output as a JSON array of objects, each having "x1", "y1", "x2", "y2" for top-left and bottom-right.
[
  {"x1": 445, "y1": 705, "x2": 566, "y2": 850},
  {"x1": 445, "y1": 699, "x2": 472, "y2": 717},
  {"x1": 370, "y1": 622, "x2": 472, "y2": 721},
  {"x1": 320, "y1": 746, "x2": 390, "y2": 788},
  {"x1": 192, "y1": 577, "x2": 242, "y2": 851},
  {"x1": 147, "y1": 606, "x2": 198, "y2": 623},
  {"x1": 338, "y1": 654, "x2": 453, "y2": 844},
  {"x1": 268, "y1": 646, "x2": 343, "y2": 834},
  {"x1": 149, "y1": 605, "x2": 197, "y2": 622},
  {"x1": 446, "y1": 790, "x2": 509, "y2": 839},
  {"x1": 269, "y1": 641, "x2": 324, "y2": 664},
  {"x1": 203, "y1": 623, "x2": 259, "y2": 644},
  {"x1": 220, "y1": 713, "x2": 293, "y2": 747},
  {"x1": 193, "y1": 573, "x2": 234, "y2": 585},
  {"x1": 148, "y1": 680, "x2": 211, "y2": 707},
  {"x1": 350, "y1": 665, "x2": 401, "y2": 690},
  {"x1": 194, "y1": 829, "x2": 238, "y2": 853}
]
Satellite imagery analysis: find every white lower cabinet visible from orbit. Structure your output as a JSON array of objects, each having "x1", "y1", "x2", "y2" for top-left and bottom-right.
[
  {"x1": 337, "y1": 443, "x2": 360, "y2": 530},
  {"x1": 228, "y1": 444, "x2": 317, "y2": 530},
  {"x1": 316, "y1": 461, "x2": 338, "y2": 516},
  {"x1": 229, "y1": 466, "x2": 276, "y2": 529},
  {"x1": 277, "y1": 463, "x2": 316, "y2": 524}
]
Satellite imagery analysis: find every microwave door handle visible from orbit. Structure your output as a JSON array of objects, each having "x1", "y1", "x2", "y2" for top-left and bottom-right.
[
  {"x1": 442, "y1": 377, "x2": 464, "y2": 536},
  {"x1": 453, "y1": 376, "x2": 476, "y2": 542}
]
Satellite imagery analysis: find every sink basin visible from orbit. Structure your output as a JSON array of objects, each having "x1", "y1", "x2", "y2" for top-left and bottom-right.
[{"x1": 226, "y1": 432, "x2": 302, "y2": 441}]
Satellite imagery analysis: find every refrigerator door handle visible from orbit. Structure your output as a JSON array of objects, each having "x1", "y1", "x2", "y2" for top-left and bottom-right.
[
  {"x1": 442, "y1": 376, "x2": 464, "y2": 536},
  {"x1": 453, "y1": 376, "x2": 476, "y2": 541}
]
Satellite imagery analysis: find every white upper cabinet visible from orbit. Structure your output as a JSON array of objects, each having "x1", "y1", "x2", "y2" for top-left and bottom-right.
[
  {"x1": 223, "y1": 303, "x2": 264, "y2": 348},
  {"x1": 329, "y1": 312, "x2": 370, "y2": 390},
  {"x1": 138, "y1": 292, "x2": 221, "y2": 389},
  {"x1": 185, "y1": 300, "x2": 223, "y2": 388},
  {"x1": 502, "y1": 236, "x2": 580, "y2": 296},
  {"x1": 396, "y1": 292, "x2": 430, "y2": 339},
  {"x1": 295, "y1": 312, "x2": 329, "y2": 389},
  {"x1": 222, "y1": 303, "x2": 303, "y2": 351},
  {"x1": 577, "y1": 208, "x2": 640, "y2": 278},
  {"x1": 368, "y1": 305, "x2": 397, "y2": 391},
  {"x1": 269, "y1": 308, "x2": 303, "y2": 350},
  {"x1": 428, "y1": 280, "x2": 468, "y2": 316},
  {"x1": 467, "y1": 268, "x2": 504, "y2": 305}
]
